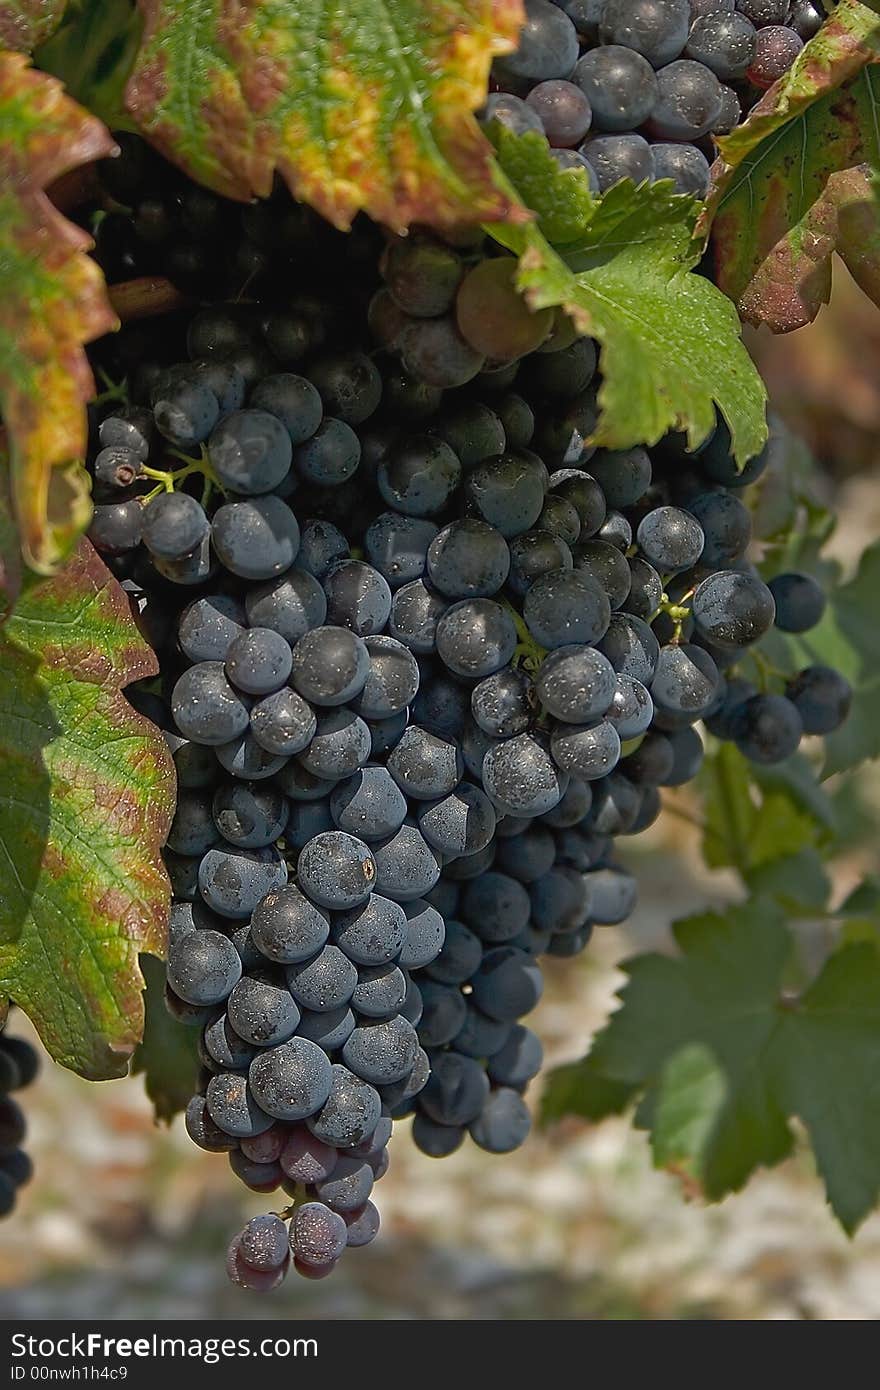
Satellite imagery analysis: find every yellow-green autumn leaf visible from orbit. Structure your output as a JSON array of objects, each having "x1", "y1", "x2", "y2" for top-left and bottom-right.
[
  {"x1": 705, "y1": 0, "x2": 880, "y2": 331},
  {"x1": 0, "y1": 0, "x2": 67, "y2": 52},
  {"x1": 0, "y1": 52, "x2": 117, "y2": 575},
  {"x1": 0, "y1": 541, "x2": 175, "y2": 1079},
  {"x1": 125, "y1": 0, "x2": 529, "y2": 232}
]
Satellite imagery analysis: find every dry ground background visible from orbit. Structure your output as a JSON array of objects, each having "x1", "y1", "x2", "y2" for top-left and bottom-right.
[{"x1": 2, "y1": 269, "x2": 879, "y2": 1322}]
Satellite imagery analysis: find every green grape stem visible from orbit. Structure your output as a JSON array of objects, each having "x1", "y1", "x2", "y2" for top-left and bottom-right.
[
  {"x1": 276, "y1": 1184, "x2": 310, "y2": 1220},
  {"x1": 92, "y1": 370, "x2": 129, "y2": 407},
  {"x1": 747, "y1": 649, "x2": 790, "y2": 693},
  {"x1": 504, "y1": 599, "x2": 547, "y2": 675},
  {"x1": 650, "y1": 590, "x2": 693, "y2": 644},
  {"x1": 140, "y1": 446, "x2": 225, "y2": 505}
]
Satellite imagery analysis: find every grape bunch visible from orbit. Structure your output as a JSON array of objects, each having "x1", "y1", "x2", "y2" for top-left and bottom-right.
[
  {"x1": 0, "y1": 1023, "x2": 38, "y2": 1219},
  {"x1": 90, "y1": 134, "x2": 362, "y2": 303},
  {"x1": 87, "y1": 317, "x2": 383, "y2": 587},
  {"x1": 176, "y1": 871, "x2": 409, "y2": 1287},
  {"x1": 479, "y1": 0, "x2": 824, "y2": 198},
  {"x1": 82, "y1": 135, "x2": 849, "y2": 1291},
  {"x1": 370, "y1": 228, "x2": 851, "y2": 769},
  {"x1": 404, "y1": 852, "x2": 637, "y2": 1158}
]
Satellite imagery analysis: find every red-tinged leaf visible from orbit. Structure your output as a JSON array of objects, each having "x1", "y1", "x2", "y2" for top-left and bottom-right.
[
  {"x1": 0, "y1": 53, "x2": 117, "y2": 576},
  {"x1": 0, "y1": 0, "x2": 67, "y2": 51},
  {"x1": 0, "y1": 542, "x2": 175, "y2": 1080},
  {"x1": 832, "y1": 164, "x2": 880, "y2": 308},
  {"x1": 125, "y1": 0, "x2": 530, "y2": 232},
  {"x1": 705, "y1": 0, "x2": 880, "y2": 331}
]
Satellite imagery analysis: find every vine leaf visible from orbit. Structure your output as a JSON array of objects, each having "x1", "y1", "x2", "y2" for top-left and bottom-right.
[
  {"x1": 839, "y1": 879, "x2": 880, "y2": 946},
  {"x1": 540, "y1": 1057, "x2": 636, "y2": 1124},
  {"x1": 753, "y1": 753, "x2": 839, "y2": 831},
  {"x1": 0, "y1": 541, "x2": 175, "y2": 1080},
  {"x1": 705, "y1": 0, "x2": 880, "y2": 331},
  {"x1": 542, "y1": 901, "x2": 880, "y2": 1233},
  {"x1": 488, "y1": 128, "x2": 767, "y2": 465},
  {"x1": 0, "y1": 52, "x2": 117, "y2": 575},
  {"x1": 648, "y1": 1044, "x2": 727, "y2": 1186},
  {"x1": 696, "y1": 742, "x2": 825, "y2": 876},
  {"x1": 35, "y1": 0, "x2": 144, "y2": 130},
  {"x1": 695, "y1": 741, "x2": 834, "y2": 913},
  {"x1": 132, "y1": 955, "x2": 199, "y2": 1123},
  {"x1": 0, "y1": 0, "x2": 68, "y2": 52},
  {"x1": 745, "y1": 849, "x2": 831, "y2": 914},
  {"x1": 124, "y1": 0, "x2": 528, "y2": 232}
]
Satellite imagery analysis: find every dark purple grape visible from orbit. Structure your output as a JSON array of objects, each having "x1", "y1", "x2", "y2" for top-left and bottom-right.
[
  {"x1": 525, "y1": 79, "x2": 593, "y2": 146},
  {"x1": 650, "y1": 142, "x2": 711, "y2": 197},
  {"x1": 736, "y1": 0, "x2": 786, "y2": 24},
  {"x1": 383, "y1": 237, "x2": 464, "y2": 317},
  {"x1": 496, "y1": 0, "x2": 580, "y2": 82},
  {"x1": 785, "y1": 666, "x2": 852, "y2": 735},
  {"x1": 239, "y1": 1214, "x2": 290, "y2": 1271},
  {"x1": 572, "y1": 46, "x2": 658, "y2": 131},
  {"x1": 646, "y1": 60, "x2": 724, "y2": 139},
  {"x1": 581, "y1": 133, "x2": 654, "y2": 191},
  {"x1": 768, "y1": 572, "x2": 826, "y2": 632},
  {"x1": 226, "y1": 1234, "x2": 288, "y2": 1290},
  {"x1": 290, "y1": 1202, "x2": 348, "y2": 1267},
  {"x1": 747, "y1": 25, "x2": 803, "y2": 87},
  {"x1": 88, "y1": 499, "x2": 143, "y2": 555},
  {"x1": 786, "y1": 0, "x2": 825, "y2": 40},
  {"x1": 686, "y1": 12, "x2": 757, "y2": 79},
  {"x1": 599, "y1": 0, "x2": 690, "y2": 66},
  {"x1": 481, "y1": 92, "x2": 545, "y2": 137},
  {"x1": 730, "y1": 693, "x2": 803, "y2": 763},
  {"x1": 712, "y1": 85, "x2": 742, "y2": 134}
]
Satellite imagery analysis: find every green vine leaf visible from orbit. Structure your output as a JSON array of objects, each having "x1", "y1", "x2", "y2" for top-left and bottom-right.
[
  {"x1": 35, "y1": 0, "x2": 143, "y2": 131},
  {"x1": 0, "y1": 52, "x2": 117, "y2": 577},
  {"x1": 648, "y1": 1043, "x2": 727, "y2": 1185},
  {"x1": 0, "y1": 0, "x2": 68, "y2": 52},
  {"x1": 488, "y1": 128, "x2": 767, "y2": 465},
  {"x1": 752, "y1": 754, "x2": 838, "y2": 833},
  {"x1": 132, "y1": 955, "x2": 199, "y2": 1123},
  {"x1": 540, "y1": 1056, "x2": 637, "y2": 1127},
  {"x1": 697, "y1": 743, "x2": 825, "y2": 876},
  {"x1": 544, "y1": 900, "x2": 880, "y2": 1233},
  {"x1": 0, "y1": 541, "x2": 175, "y2": 1080},
  {"x1": 744, "y1": 848, "x2": 831, "y2": 914},
  {"x1": 124, "y1": 0, "x2": 529, "y2": 232},
  {"x1": 705, "y1": 0, "x2": 880, "y2": 331}
]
